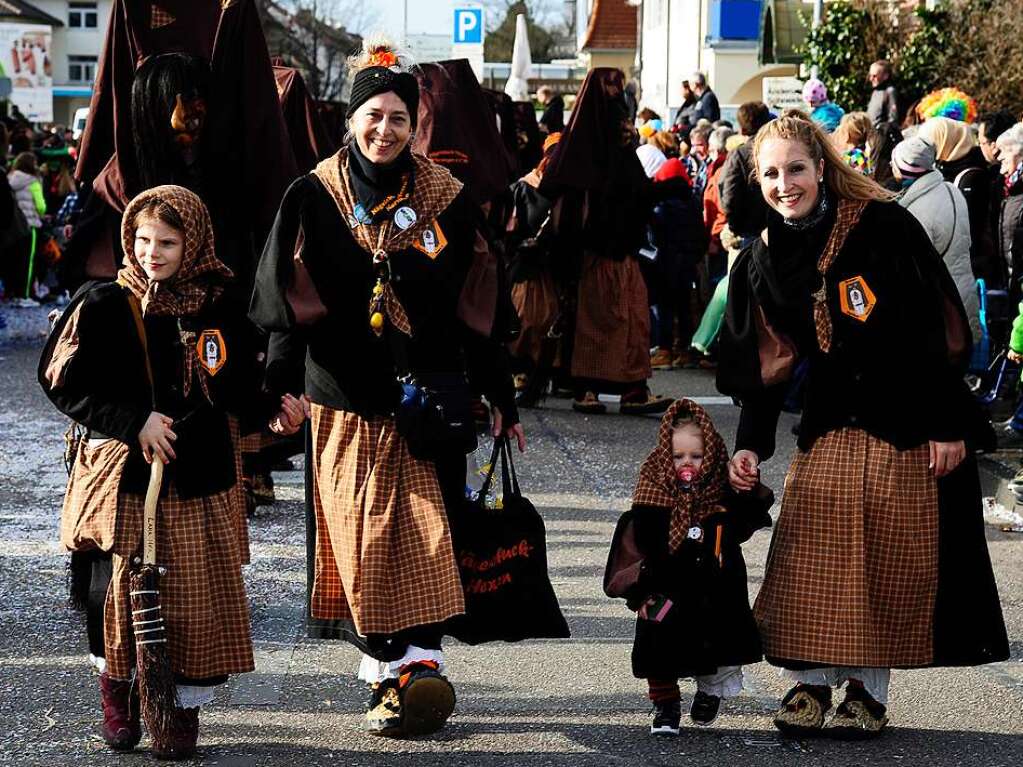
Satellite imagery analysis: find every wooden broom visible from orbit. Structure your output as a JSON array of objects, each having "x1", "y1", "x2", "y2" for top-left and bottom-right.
[{"x1": 129, "y1": 459, "x2": 179, "y2": 747}]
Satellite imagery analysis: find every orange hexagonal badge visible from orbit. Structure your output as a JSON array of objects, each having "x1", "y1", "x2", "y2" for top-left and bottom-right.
[
  {"x1": 838, "y1": 276, "x2": 876, "y2": 322},
  {"x1": 196, "y1": 329, "x2": 228, "y2": 376}
]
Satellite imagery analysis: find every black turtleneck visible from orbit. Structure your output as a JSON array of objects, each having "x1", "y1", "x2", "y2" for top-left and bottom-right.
[
  {"x1": 750, "y1": 187, "x2": 838, "y2": 349},
  {"x1": 347, "y1": 141, "x2": 415, "y2": 223}
]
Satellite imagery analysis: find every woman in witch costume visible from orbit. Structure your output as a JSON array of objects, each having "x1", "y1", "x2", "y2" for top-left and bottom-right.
[
  {"x1": 505, "y1": 132, "x2": 562, "y2": 390},
  {"x1": 39, "y1": 185, "x2": 260, "y2": 759},
  {"x1": 538, "y1": 68, "x2": 672, "y2": 415},
  {"x1": 718, "y1": 111, "x2": 1008, "y2": 738},
  {"x1": 609, "y1": 399, "x2": 771, "y2": 736},
  {"x1": 249, "y1": 38, "x2": 525, "y2": 738}
]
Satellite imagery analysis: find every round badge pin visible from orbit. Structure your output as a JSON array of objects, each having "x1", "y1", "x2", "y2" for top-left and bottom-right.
[{"x1": 393, "y1": 206, "x2": 418, "y2": 230}]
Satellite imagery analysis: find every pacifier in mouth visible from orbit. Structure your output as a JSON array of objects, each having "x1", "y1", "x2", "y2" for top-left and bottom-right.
[{"x1": 676, "y1": 466, "x2": 698, "y2": 487}]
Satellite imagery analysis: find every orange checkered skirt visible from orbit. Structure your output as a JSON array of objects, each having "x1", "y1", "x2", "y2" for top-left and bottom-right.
[
  {"x1": 103, "y1": 484, "x2": 255, "y2": 681},
  {"x1": 309, "y1": 404, "x2": 466, "y2": 636},
  {"x1": 754, "y1": 428, "x2": 940, "y2": 668},
  {"x1": 572, "y1": 252, "x2": 651, "y2": 384},
  {"x1": 509, "y1": 272, "x2": 560, "y2": 366}
]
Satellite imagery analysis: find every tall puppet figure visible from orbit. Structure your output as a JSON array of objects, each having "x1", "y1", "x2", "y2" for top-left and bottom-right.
[{"x1": 249, "y1": 37, "x2": 525, "y2": 738}]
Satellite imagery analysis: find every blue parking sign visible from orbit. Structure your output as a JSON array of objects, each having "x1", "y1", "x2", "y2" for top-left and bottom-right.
[{"x1": 453, "y1": 7, "x2": 484, "y2": 45}]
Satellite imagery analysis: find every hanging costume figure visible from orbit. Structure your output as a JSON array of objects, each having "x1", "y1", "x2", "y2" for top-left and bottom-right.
[
  {"x1": 606, "y1": 399, "x2": 771, "y2": 736},
  {"x1": 718, "y1": 112, "x2": 1008, "y2": 738},
  {"x1": 249, "y1": 37, "x2": 524, "y2": 738},
  {"x1": 39, "y1": 185, "x2": 261, "y2": 760},
  {"x1": 536, "y1": 68, "x2": 672, "y2": 414},
  {"x1": 65, "y1": 0, "x2": 299, "y2": 531}
]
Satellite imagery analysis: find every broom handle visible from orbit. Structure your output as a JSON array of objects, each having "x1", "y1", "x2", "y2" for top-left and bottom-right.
[{"x1": 143, "y1": 460, "x2": 164, "y2": 566}]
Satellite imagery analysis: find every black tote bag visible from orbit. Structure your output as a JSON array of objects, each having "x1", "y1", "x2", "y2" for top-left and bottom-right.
[{"x1": 446, "y1": 437, "x2": 571, "y2": 645}]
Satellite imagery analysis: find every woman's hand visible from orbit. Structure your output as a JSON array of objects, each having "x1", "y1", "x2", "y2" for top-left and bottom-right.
[
  {"x1": 139, "y1": 411, "x2": 177, "y2": 464},
  {"x1": 929, "y1": 440, "x2": 966, "y2": 478},
  {"x1": 492, "y1": 406, "x2": 526, "y2": 453},
  {"x1": 728, "y1": 449, "x2": 760, "y2": 492},
  {"x1": 270, "y1": 394, "x2": 309, "y2": 436}
]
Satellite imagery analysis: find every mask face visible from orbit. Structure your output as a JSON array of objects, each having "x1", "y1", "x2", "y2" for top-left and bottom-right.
[{"x1": 170, "y1": 93, "x2": 207, "y2": 148}]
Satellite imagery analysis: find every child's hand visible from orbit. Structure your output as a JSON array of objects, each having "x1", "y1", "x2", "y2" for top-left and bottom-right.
[
  {"x1": 728, "y1": 449, "x2": 760, "y2": 492},
  {"x1": 1009, "y1": 349, "x2": 1023, "y2": 363},
  {"x1": 139, "y1": 411, "x2": 177, "y2": 464}
]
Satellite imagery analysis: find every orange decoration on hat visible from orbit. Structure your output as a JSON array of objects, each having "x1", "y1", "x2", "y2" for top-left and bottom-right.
[{"x1": 368, "y1": 50, "x2": 398, "y2": 68}]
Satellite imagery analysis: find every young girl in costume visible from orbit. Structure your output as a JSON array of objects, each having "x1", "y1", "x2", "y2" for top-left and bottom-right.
[
  {"x1": 39, "y1": 185, "x2": 264, "y2": 760},
  {"x1": 607, "y1": 399, "x2": 771, "y2": 736}
]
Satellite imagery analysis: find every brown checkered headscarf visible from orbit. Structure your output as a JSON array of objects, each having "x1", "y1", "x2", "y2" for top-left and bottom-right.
[
  {"x1": 313, "y1": 147, "x2": 462, "y2": 336},
  {"x1": 118, "y1": 184, "x2": 233, "y2": 399},
  {"x1": 632, "y1": 399, "x2": 728, "y2": 552}
]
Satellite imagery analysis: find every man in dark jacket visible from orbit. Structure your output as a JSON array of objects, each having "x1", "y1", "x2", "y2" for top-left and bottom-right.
[
  {"x1": 689, "y1": 72, "x2": 720, "y2": 124},
  {"x1": 720, "y1": 101, "x2": 772, "y2": 245},
  {"x1": 867, "y1": 60, "x2": 900, "y2": 128}
]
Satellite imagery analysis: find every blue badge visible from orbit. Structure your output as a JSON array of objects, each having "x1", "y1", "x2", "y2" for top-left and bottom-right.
[{"x1": 353, "y1": 203, "x2": 372, "y2": 224}]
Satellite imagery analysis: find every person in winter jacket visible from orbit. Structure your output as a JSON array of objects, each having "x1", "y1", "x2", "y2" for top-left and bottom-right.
[
  {"x1": 6, "y1": 151, "x2": 46, "y2": 302},
  {"x1": 802, "y1": 78, "x2": 844, "y2": 134},
  {"x1": 996, "y1": 124, "x2": 1023, "y2": 310},
  {"x1": 720, "y1": 102, "x2": 772, "y2": 245},
  {"x1": 919, "y1": 117, "x2": 1001, "y2": 290},
  {"x1": 648, "y1": 159, "x2": 706, "y2": 369},
  {"x1": 892, "y1": 137, "x2": 980, "y2": 341},
  {"x1": 867, "y1": 60, "x2": 900, "y2": 128}
]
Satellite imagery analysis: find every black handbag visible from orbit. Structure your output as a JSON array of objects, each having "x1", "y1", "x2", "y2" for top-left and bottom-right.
[
  {"x1": 446, "y1": 437, "x2": 571, "y2": 645},
  {"x1": 395, "y1": 371, "x2": 478, "y2": 460}
]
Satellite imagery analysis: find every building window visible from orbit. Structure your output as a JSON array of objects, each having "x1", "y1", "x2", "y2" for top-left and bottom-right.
[
  {"x1": 69, "y1": 2, "x2": 99, "y2": 29},
  {"x1": 68, "y1": 55, "x2": 98, "y2": 83}
]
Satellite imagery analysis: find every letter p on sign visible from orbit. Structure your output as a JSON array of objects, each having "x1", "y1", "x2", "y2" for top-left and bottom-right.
[{"x1": 454, "y1": 7, "x2": 484, "y2": 45}]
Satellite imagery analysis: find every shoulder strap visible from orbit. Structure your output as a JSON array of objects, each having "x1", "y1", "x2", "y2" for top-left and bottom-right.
[{"x1": 115, "y1": 280, "x2": 155, "y2": 405}]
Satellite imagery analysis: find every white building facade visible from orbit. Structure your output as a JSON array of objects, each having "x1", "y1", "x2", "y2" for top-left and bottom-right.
[{"x1": 637, "y1": 0, "x2": 804, "y2": 121}]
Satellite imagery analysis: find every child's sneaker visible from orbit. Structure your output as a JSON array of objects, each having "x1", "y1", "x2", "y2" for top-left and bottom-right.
[
  {"x1": 650, "y1": 699, "x2": 681, "y2": 736},
  {"x1": 689, "y1": 691, "x2": 720, "y2": 726}
]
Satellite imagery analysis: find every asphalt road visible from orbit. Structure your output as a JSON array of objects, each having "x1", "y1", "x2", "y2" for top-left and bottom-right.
[{"x1": 1, "y1": 343, "x2": 1021, "y2": 766}]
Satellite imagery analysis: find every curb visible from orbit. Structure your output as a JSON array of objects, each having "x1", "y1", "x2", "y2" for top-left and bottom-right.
[
  {"x1": 979, "y1": 451, "x2": 1023, "y2": 530},
  {"x1": 0, "y1": 305, "x2": 52, "y2": 347}
]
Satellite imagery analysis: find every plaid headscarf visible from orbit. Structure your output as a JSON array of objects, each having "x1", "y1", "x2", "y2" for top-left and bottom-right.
[
  {"x1": 118, "y1": 184, "x2": 233, "y2": 399},
  {"x1": 632, "y1": 399, "x2": 728, "y2": 552}
]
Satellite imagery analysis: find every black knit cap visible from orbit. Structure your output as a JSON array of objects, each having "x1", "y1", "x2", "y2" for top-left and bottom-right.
[{"x1": 346, "y1": 67, "x2": 420, "y2": 128}]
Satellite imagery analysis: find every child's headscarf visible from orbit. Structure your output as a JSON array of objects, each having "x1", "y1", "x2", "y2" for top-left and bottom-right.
[
  {"x1": 632, "y1": 398, "x2": 728, "y2": 552},
  {"x1": 117, "y1": 184, "x2": 233, "y2": 399}
]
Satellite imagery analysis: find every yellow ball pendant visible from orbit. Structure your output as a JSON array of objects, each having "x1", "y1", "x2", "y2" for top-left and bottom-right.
[{"x1": 370, "y1": 312, "x2": 385, "y2": 331}]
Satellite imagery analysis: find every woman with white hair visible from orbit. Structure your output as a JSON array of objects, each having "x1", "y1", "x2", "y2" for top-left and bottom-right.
[{"x1": 996, "y1": 123, "x2": 1023, "y2": 308}]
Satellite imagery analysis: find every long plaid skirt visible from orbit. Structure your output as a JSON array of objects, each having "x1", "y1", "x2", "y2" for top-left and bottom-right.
[
  {"x1": 309, "y1": 404, "x2": 466, "y2": 636},
  {"x1": 103, "y1": 484, "x2": 254, "y2": 681},
  {"x1": 572, "y1": 252, "x2": 651, "y2": 385},
  {"x1": 509, "y1": 272, "x2": 559, "y2": 367},
  {"x1": 754, "y1": 428, "x2": 940, "y2": 668}
]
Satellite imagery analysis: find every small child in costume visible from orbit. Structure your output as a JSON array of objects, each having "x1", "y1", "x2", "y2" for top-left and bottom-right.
[
  {"x1": 39, "y1": 185, "x2": 267, "y2": 760},
  {"x1": 605, "y1": 399, "x2": 772, "y2": 736}
]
